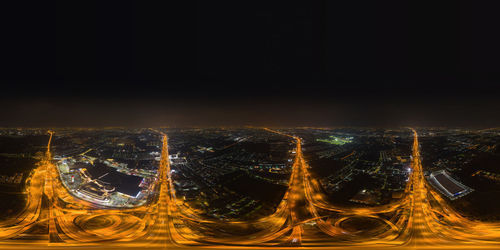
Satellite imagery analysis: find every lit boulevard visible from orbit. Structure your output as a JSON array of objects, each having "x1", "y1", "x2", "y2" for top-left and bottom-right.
[{"x1": 1, "y1": 128, "x2": 500, "y2": 249}]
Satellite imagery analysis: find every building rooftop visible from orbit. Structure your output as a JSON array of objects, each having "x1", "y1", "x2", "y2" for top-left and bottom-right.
[
  {"x1": 85, "y1": 162, "x2": 143, "y2": 197},
  {"x1": 433, "y1": 173, "x2": 465, "y2": 195},
  {"x1": 428, "y1": 170, "x2": 473, "y2": 200}
]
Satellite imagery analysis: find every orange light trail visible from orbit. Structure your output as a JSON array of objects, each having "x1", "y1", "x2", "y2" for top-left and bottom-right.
[{"x1": 0, "y1": 128, "x2": 500, "y2": 249}]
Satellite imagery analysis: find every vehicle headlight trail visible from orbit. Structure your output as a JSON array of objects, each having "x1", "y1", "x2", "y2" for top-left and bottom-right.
[{"x1": 1, "y1": 129, "x2": 500, "y2": 249}]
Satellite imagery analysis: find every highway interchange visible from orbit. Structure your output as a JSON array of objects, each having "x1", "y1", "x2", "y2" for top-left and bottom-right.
[{"x1": 0, "y1": 128, "x2": 500, "y2": 249}]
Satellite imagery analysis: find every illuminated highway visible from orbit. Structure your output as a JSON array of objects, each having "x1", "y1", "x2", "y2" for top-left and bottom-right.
[{"x1": 1, "y1": 128, "x2": 500, "y2": 249}]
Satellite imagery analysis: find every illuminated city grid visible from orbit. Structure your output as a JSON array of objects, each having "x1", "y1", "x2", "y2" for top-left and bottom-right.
[{"x1": 0, "y1": 127, "x2": 499, "y2": 250}]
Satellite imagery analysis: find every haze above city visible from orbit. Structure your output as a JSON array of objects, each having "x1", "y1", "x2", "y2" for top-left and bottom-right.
[{"x1": 2, "y1": 1, "x2": 500, "y2": 128}]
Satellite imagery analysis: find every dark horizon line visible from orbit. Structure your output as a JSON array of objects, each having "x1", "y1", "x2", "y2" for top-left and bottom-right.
[{"x1": 1, "y1": 126, "x2": 498, "y2": 130}]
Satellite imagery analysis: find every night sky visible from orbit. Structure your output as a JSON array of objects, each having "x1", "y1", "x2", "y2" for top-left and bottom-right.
[{"x1": 2, "y1": 1, "x2": 500, "y2": 127}]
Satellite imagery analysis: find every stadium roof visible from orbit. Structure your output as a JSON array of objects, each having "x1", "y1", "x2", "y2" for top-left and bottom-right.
[{"x1": 85, "y1": 162, "x2": 143, "y2": 197}]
